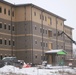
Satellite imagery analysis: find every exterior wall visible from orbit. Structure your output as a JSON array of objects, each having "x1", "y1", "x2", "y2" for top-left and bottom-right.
[{"x1": 0, "y1": 18, "x2": 15, "y2": 57}]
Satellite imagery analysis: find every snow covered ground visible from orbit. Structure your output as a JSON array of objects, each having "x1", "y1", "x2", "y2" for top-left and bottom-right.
[{"x1": 0, "y1": 65, "x2": 76, "y2": 75}]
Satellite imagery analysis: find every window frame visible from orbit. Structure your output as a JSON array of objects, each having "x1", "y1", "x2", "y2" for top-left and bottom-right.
[
  {"x1": 0, "y1": 23, "x2": 2, "y2": 28},
  {"x1": 0, "y1": 7, "x2": 2, "y2": 13},
  {"x1": 4, "y1": 24, "x2": 6, "y2": 29},
  {"x1": 0, "y1": 39, "x2": 2, "y2": 44}
]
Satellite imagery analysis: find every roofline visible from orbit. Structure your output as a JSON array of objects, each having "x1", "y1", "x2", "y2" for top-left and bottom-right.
[
  {"x1": 16, "y1": 4, "x2": 66, "y2": 21},
  {"x1": 0, "y1": 0, "x2": 14, "y2": 6},
  {"x1": 64, "y1": 25, "x2": 74, "y2": 30}
]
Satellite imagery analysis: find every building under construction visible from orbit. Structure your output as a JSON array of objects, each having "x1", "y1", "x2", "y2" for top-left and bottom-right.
[{"x1": 0, "y1": 0, "x2": 73, "y2": 64}]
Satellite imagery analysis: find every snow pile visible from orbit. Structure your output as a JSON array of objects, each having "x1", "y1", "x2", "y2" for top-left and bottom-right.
[{"x1": 0, "y1": 65, "x2": 76, "y2": 75}]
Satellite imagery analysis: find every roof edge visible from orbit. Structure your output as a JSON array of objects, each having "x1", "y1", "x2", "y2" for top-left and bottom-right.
[
  {"x1": 0, "y1": 0, "x2": 14, "y2": 6},
  {"x1": 64, "y1": 25, "x2": 74, "y2": 29},
  {"x1": 16, "y1": 3, "x2": 66, "y2": 21}
]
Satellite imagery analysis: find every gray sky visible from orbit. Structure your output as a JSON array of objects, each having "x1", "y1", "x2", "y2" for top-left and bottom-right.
[{"x1": 5, "y1": 0, "x2": 76, "y2": 49}]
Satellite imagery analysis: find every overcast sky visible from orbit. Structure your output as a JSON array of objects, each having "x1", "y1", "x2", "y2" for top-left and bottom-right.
[{"x1": 4, "y1": 0, "x2": 76, "y2": 49}]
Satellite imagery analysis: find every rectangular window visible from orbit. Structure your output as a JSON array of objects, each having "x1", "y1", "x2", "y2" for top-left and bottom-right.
[
  {"x1": 0, "y1": 7, "x2": 2, "y2": 13},
  {"x1": 4, "y1": 40, "x2": 7, "y2": 45},
  {"x1": 50, "y1": 17, "x2": 52, "y2": 25},
  {"x1": 8, "y1": 10, "x2": 10, "y2": 16},
  {"x1": 4, "y1": 8, "x2": 6, "y2": 14},
  {"x1": 42, "y1": 15, "x2": 44, "y2": 20},
  {"x1": 48, "y1": 30, "x2": 52, "y2": 37},
  {"x1": 0, "y1": 39, "x2": 2, "y2": 44},
  {"x1": 12, "y1": 26, "x2": 14, "y2": 31},
  {"x1": 48, "y1": 17, "x2": 52, "y2": 25},
  {"x1": 13, "y1": 41, "x2": 15, "y2": 46},
  {"x1": 43, "y1": 42, "x2": 45, "y2": 47},
  {"x1": 48, "y1": 43, "x2": 53, "y2": 49},
  {"x1": 35, "y1": 26, "x2": 37, "y2": 30},
  {"x1": 12, "y1": 11, "x2": 14, "y2": 17},
  {"x1": 4, "y1": 24, "x2": 6, "y2": 29},
  {"x1": 35, "y1": 54, "x2": 37, "y2": 59},
  {"x1": 9, "y1": 40, "x2": 11, "y2": 45},
  {"x1": 8, "y1": 25, "x2": 11, "y2": 30},
  {"x1": 0, "y1": 23, "x2": 2, "y2": 28},
  {"x1": 35, "y1": 40, "x2": 37, "y2": 44},
  {"x1": 34, "y1": 12, "x2": 36, "y2": 16}
]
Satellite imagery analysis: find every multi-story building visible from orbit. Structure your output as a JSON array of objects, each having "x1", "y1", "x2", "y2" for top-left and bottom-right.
[{"x1": 0, "y1": 0, "x2": 73, "y2": 64}]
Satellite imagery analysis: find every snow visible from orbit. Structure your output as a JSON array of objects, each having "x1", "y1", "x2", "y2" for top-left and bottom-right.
[
  {"x1": 45, "y1": 49, "x2": 62, "y2": 53},
  {"x1": 0, "y1": 65, "x2": 76, "y2": 75}
]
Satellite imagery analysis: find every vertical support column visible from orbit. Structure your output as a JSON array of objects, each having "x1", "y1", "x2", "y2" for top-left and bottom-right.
[
  {"x1": 31, "y1": 5, "x2": 33, "y2": 64},
  {"x1": 56, "y1": 17, "x2": 58, "y2": 49},
  {"x1": 41, "y1": 10, "x2": 44, "y2": 62},
  {"x1": 11, "y1": 6, "x2": 13, "y2": 56}
]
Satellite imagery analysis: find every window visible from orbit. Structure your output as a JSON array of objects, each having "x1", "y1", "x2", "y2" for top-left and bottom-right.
[
  {"x1": 4, "y1": 8, "x2": 6, "y2": 14},
  {"x1": 9, "y1": 40, "x2": 11, "y2": 45},
  {"x1": 49, "y1": 17, "x2": 52, "y2": 25},
  {"x1": 0, "y1": 39, "x2": 2, "y2": 44},
  {"x1": 48, "y1": 17, "x2": 52, "y2": 25},
  {"x1": 13, "y1": 41, "x2": 15, "y2": 46},
  {"x1": 43, "y1": 42, "x2": 45, "y2": 47},
  {"x1": 35, "y1": 54, "x2": 37, "y2": 59},
  {"x1": 35, "y1": 26, "x2": 37, "y2": 30},
  {"x1": 0, "y1": 23, "x2": 2, "y2": 28},
  {"x1": 4, "y1": 24, "x2": 6, "y2": 29},
  {"x1": 8, "y1": 25, "x2": 11, "y2": 30},
  {"x1": 12, "y1": 11, "x2": 14, "y2": 17},
  {"x1": 35, "y1": 40, "x2": 37, "y2": 44},
  {"x1": 53, "y1": 33, "x2": 56, "y2": 36},
  {"x1": 48, "y1": 30, "x2": 52, "y2": 37},
  {"x1": 8, "y1": 10, "x2": 10, "y2": 16},
  {"x1": 0, "y1": 55, "x2": 3, "y2": 60},
  {"x1": 61, "y1": 23, "x2": 62, "y2": 26},
  {"x1": 40, "y1": 42, "x2": 45, "y2": 47},
  {"x1": 61, "y1": 46, "x2": 63, "y2": 48},
  {"x1": 4, "y1": 40, "x2": 7, "y2": 45},
  {"x1": 42, "y1": 15, "x2": 44, "y2": 20},
  {"x1": 48, "y1": 43, "x2": 53, "y2": 49},
  {"x1": 12, "y1": 26, "x2": 14, "y2": 31},
  {"x1": 34, "y1": 12, "x2": 36, "y2": 16},
  {"x1": 0, "y1": 7, "x2": 2, "y2": 13}
]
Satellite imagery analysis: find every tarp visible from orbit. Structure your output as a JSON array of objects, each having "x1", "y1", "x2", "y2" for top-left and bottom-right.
[{"x1": 57, "y1": 50, "x2": 67, "y2": 55}]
